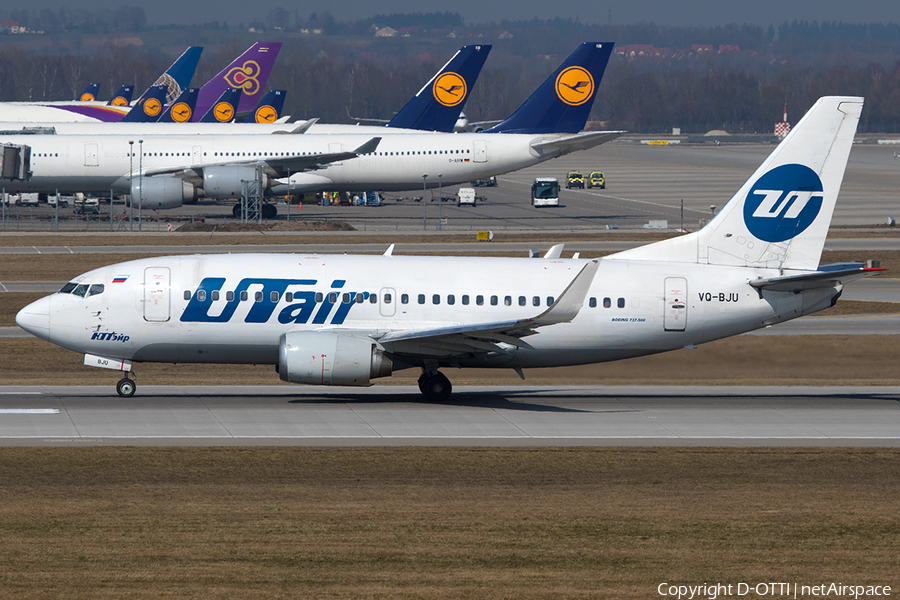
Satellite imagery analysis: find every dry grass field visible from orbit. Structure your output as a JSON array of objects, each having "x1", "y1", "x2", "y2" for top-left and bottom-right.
[{"x1": 0, "y1": 447, "x2": 897, "y2": 599}]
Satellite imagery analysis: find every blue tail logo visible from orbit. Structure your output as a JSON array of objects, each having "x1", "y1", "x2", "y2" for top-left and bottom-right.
[
  {"x1": 433, "y1": 72, "x2": 466, "y2": 107},
  {"x1": 742, "y1": 164, "x2": 824, "y2": 242},
  {"x1": 556, "y1": 67, "x2": 594, "y2": 106}
]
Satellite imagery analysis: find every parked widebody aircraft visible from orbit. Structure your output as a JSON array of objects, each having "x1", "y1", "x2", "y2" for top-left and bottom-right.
[
  {"x1": 0, "y1": 43, "x2": 616, "y2": 215},
  {"x1": 15, "y1": 97, "x2": 873, "y2": 400}
]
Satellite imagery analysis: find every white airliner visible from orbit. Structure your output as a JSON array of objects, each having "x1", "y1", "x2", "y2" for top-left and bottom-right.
[
  {"x1": 17, "y1": 96, "x2": 876, "y2": 400},
  {"x1": 0, "y1": 43, "x2": 616, "y2": 215}
]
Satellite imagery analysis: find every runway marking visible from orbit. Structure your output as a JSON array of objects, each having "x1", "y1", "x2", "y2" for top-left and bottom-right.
[
  {"x1": 0, "y1": 409, "x2": 58, "y2": 414},
  {"x1": 3, "y1": 435, "x2": 900, "y2": 440},
  {"x1": 0, "y1": 392, "x2": 42, "y2": 395}
]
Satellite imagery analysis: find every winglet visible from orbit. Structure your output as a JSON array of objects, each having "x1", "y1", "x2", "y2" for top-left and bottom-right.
[
  {"x1": 543, "y1": 244, "x2": 565, "y2": 259},
  {"x1": 528, "y1": 259, "x2": 599, "y2": 325},
  {"x1": 353, "y1": 137, "x2": 381, "y2": 155},
  {"x1": 383, "y1": 244, "x2": 395, "y2": 257}
]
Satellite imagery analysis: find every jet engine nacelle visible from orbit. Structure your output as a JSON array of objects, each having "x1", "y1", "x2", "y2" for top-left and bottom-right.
[
  {"x1": 203, "y1": 166, "x2": 267, "y2": 198},
  {"x1": 130, "y1": 177, "x2": 196, "y2": 210},
  {"x1": 278, "y1": 331, "x2": 393, "y2": 386}
]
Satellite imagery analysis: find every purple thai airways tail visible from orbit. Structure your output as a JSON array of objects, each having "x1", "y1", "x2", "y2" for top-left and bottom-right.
[{"x1": 193, "y1": 42, "x2": 282, "y2": 121}]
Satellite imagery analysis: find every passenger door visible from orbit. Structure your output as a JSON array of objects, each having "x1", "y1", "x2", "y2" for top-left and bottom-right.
[{"x1": 143, "y1": 267, "x2": 171, "y2": 322}]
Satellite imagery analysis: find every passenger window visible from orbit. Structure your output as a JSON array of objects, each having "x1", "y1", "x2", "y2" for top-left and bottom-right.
[
  {"x1": 589, "y1": 297, "x2": 597, "y2": 308},
  {"x1": 477, "y1": 295, "x2": 484, "y2": 306},
  {"x1": 418, "y1": 294, "x2": 425, "y2": 304},
  {"x1": 87, "y1": 284, "x2": 105, "y2": 297},
  {"x1": 72, "y1": 284, "x2": 88, "y2": 298},
  {"x1": 401, "y1": 294, "x2": 409, "y2": 304},
  {"x1": 490, "y1": 295, "x2": 498, "y2": 306},
  {"x1": 212, "y1": 291, "x2": 219, "y2": 301},
  {"x1": 183, "y1": 290, "x2": 191, "y2": 300},
  {"x1": 328, "y1": 292, "x2": 337, "y2": 303},
  {"x1": 447, "y1": 294, "x2": 455, "y2": 305},
  {"x1": 356, "y1": 293, "x2": 364, "y2": 303},
  {"x1": 518, "y1": 296, "x2": 526, "y2": 306},
  {"x1": 316, "y1": 292, "x2": 324, "y2": 303},
  {"x1": 198, "y1": 290, "x2": 207, "y2": 302},
  {"x1": 227, "y1": 291, "x2": 234, "y2": 302},
  {"x1": 533, "y1": 296, "x2": 540, "y2": 307},
  {"x1": 370, "y1": 294, "x2": 378, "y2": 304},
  {"x1": 603, "y1": 297, "x2": 611, "y2": 308},
  {"x1": 462, "y1": 295, "x2": 469, "y2": 305},
  {"x1": 255, "y1": 291, "x2": 263, "y2": 303},
  {"x1": 285, "y1": 292, "x2": 293, "y2": 302},
  {"x1": 547, "y1": 296, "x2": 554, "y2": 306},
  {"x1": 271, "y1": 291, "x2": 279, "y2": 302},
  {"x1": 342, "y1": 293, "x2": 351, "y2": 304},
  {"x1": 504, "y1": 296, "x2": 512, "y2": 306},
  {"x1": 432, "y1": 294, "x2": 440, "y2": 305},
  {"x1": 240, "y1": 291, "x2": 248, "y2": 301},
  {"x1": 617, "y1": 297, "x2": 625, "y2": 308}
]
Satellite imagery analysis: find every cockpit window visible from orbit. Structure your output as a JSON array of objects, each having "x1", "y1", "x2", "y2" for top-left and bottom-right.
[
  {"x1": 72, "y1": 284, "x2": 89, "y2": 298},
  {"x1": 87, "y1": 284, "x2": 105, "y2": 297},
  {"x1": 59, "y1": 282, "x2": 77, "y2": 294}
]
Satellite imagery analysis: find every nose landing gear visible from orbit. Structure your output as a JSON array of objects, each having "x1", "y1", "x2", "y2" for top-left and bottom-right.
[
  {"x1": 116, "y1": 372, "x2": 136, "y2": 398},
  {"x1": 417, "y1": 369, "x2": 452, "y2": 402}
]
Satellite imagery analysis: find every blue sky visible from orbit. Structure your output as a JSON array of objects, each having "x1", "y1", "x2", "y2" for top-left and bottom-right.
[{"x1": 18, "y1": 0, "x2": 900, "y2": 28}]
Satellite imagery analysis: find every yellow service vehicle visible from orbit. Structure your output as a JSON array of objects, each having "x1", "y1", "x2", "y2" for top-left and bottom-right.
[
  {"x1": 565, "y1": 171, "x2": 584, "y2": 189},
  {"x1": 588, "y1": 171, "x2": 605, "y2": 189}
]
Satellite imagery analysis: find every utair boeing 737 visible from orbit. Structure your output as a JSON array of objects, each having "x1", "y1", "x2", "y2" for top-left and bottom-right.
[
  {"x1": 16, "y1": 96, "x2": 876, "y2": 401},
  {"x1": 0, "y1": 43, "x2": 616, "y2": 215}
]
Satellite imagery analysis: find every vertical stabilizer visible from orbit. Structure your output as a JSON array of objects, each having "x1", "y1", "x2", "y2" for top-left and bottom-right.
[
  {"x1": 158, "y1": 88, "x2": 199, "y2": 123},
  {"x1": 484, "y1": 42, "x2": 613, "y2": 134},
  {"x1": 609, "y1": 96, "x2": 863, "y2": 271},
  {"x1": 121, "y1": 85, "x2": 168, "y2": 123},
  {"x1": 387, "y1": 45, "x2": 491, "y2": 132},
  {"x1": 194, "y1": 42, "x2": 282, "y2": 121},
  {"x1": 199, "y1": 88, "x2": 242, "y2": 123}
]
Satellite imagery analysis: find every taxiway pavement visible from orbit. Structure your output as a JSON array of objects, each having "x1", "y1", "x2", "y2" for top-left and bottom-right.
[{"x1": 1, "y1": 385, "x2": 898, "y2": 447}]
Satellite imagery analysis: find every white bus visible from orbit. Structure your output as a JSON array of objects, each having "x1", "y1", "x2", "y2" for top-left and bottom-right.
[{"x1": 531, "y1": 178, "x2": 560, "y2": 207}]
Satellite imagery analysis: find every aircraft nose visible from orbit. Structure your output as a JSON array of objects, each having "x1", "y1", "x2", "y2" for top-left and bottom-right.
[{"x1": 16, "y1": 296, "x2": 51, "y2": 340}]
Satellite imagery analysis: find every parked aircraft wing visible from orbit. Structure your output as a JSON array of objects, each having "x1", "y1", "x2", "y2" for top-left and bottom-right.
[
  {"x1": 375, "y1": 260, "x2": 598, "y2": 356},
  {"x1": 142, "y1": 137, "x2": 381, "y2": 179},
  {"x1": 750, "y1": 263, "x2": 885, "y2": 292},
  {"x1": 530, "y1": 131, "x2": 622, "y2": 156}
]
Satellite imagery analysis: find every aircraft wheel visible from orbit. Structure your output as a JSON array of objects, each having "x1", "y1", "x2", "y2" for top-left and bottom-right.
[
  {"x1": 420, "y1": 372, "x2": 452, "y2": 402},
  {"x1": 262, "y1": 204, "x2": 277, "y2": 219},
  {"x1": 232, "y1": 204, "x2": 241, "y2": 218},
  {"x1": 116, "y1": 378, "x2": 136, "y2": 398}
]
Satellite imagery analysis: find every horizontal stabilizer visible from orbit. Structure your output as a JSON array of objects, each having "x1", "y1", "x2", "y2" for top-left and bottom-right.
[
  {"x1": 531, "y1": 131, "x2": 622, "y2": 156},
  {"x1": 750, "y1": 263, "x2": 885, "y2": 292}
]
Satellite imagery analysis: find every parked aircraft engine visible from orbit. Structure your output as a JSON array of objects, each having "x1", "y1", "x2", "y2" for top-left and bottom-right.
[
  {"x1": 130, "y1": 177, "x2": 196, "y2": 209},
  {"x1": 278, "y1": 331, "x2": 393, "y2": 386},
  {"x1": 202, "y1": 166, "x2": 267, "y2": 198}
]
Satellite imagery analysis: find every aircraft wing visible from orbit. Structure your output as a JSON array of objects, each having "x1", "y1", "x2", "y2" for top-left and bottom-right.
[
  {"x1": 143, "y1": 136, "x2": 381, "y2": 178},
  {"x1": 375, "y1": 260, "x2": 599, "y2": 357},
  {"x1": 530, "y1": 130, "x2": 623, "y2": 157},
  {"x1": 750, "y1": 263, "x2": 886, "y2": 293}
]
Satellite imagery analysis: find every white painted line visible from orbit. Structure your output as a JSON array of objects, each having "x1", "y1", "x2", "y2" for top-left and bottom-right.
[
  {"x1": 32, "y1": 246, "x2": 41, "y2": 254},
  {"x1": 0, "y1": 409, "x2": 59, "y2": 414},
  {"x1": 0, "y1": 392, "x2": 42, "y2": 395}
]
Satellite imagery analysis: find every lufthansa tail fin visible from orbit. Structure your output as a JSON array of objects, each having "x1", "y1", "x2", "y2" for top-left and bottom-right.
[
  {"x1": 194, "y1": 42, "x2": 282, "y2": 121},
  {"x1": 77, "y1": 83, "x2": 100, "y2": 102},
  {"x1": 199, "y1": 88, "x2": 241, "y2": 123},
  {"x1": 107, "y1": 85, "x2": 135, "y2": 107},
  {"x1": 387, "y1": 45, "x2": 491, "y2": 132},
  {"x1": 121, "y1": 85, "x2": 168, "y2": 123},
  {"x1": 610, "y1": 96, "x2": 864, "y2": 271},
  {"x1": 242, "y1": 89, "x2": 286, "y2": 123},
  {"x1": 134, "y1": 46, "x2": 203, "y2": 107},
  {"x1": 484, "y1": 42, "x2": 613, "y2": 134},
  {"x1": 158, "y1": 88, "x2": 199, "y2": 123}
]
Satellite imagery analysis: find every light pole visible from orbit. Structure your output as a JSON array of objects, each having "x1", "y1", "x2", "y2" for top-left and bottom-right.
[
  {"x1": 422, "y1": 173, "x2": 428, "y2": 230},
  {"x1": 128, "y1": 141, "x2": 134, "y2": 231},
  {"x1": 138, "y1": 140, "x2": 144, "y2": 231},
  {"x1": 437, "y1": 173, "x2": 443, "y2": 231}
]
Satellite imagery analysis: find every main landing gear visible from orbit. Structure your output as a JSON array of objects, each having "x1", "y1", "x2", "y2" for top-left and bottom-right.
[
  {"x1": 231, "y1": 204, "x2": 278, "y2": 219},
  {"x1": 116, "y1": 372, "x2": 136, "y2": 398},
  {"x1": 418, "y1": 369, "x2": 452, "y2": 402}
]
